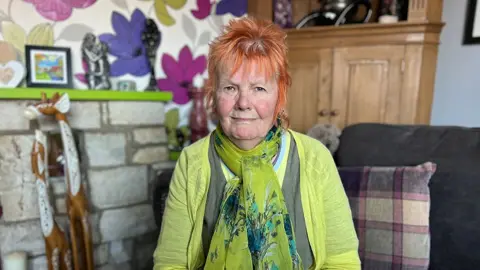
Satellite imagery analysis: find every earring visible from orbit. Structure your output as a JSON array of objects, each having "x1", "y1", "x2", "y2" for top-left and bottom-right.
[{"x1": 276, "y1": 109, "x2": 285, "y2": 126}]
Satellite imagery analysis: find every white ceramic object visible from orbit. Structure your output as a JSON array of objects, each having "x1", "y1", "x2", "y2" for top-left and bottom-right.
[
  {"x1": 0, "y1": 61, "x2": 25, "y2": 88},
  {"x1": 2, "y1": 251, "x2": 27, "y2": 270},
  {"x1": 192, "y1": 74, "x2": 204, "y2": 88},
  {"x1": 378, "y1": 15, "x2": 399, "y2": 24}
]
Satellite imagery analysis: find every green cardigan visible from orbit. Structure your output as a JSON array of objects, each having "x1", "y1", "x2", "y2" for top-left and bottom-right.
[{"x1": 153, "y1": 130, "x2": 360, "y2": 270}]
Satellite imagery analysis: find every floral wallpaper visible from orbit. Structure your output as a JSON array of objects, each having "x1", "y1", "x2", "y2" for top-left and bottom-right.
[
  {"x1": 0, "y1": 0, "x2": 246, "y2": 155},
  {"x1": 0, "y1": 0, "x2": 245, "y2": 94}
]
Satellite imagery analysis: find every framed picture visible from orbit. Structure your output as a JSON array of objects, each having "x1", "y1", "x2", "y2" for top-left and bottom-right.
[
  {"x1": 25, "y1": 45, "x2": 73, "y2": 88},
  {"x1": 464, "y1": 0, "x2": 480, "y2": 44}
]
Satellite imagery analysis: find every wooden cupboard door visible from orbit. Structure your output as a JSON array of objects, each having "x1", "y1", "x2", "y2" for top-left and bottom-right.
[
  {"x1": 331, "y1": 45, "x2": 405, "y2": 129},
  {"x1": 286, "y1": 48, "x2": 332, "y2": 134},
  {"x1": 247, "y1": 0, "x2": 272, "y2": 21}
]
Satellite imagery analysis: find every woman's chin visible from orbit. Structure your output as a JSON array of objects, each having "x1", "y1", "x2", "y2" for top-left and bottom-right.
[
  {"x1": 232, "y1": 134, "x2": 256, "y2": 141},
  {"x1": 230, "y1": 128, "x2": 258, "y2": 141}
]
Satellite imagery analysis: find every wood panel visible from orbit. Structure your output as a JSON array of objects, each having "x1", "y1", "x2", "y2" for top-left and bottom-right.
[
  {"x1": 401, "y1": 43, "x2": 440, "y2": 124},
  {"x1": 248, "y1": 0, "x2": 272, "y2": 21},
  {"x1": 408, "y1": 0, "x2": 444, "y2": 22},
  {"x1": 330, "y1": 45, "x2": 405, "y2": 129},
  {"x1": 286, "y1": 48, "x2": 332, "y2": 133},
  {"x1": 285, "y1": 22, "x2": 444, "y2": 49}
]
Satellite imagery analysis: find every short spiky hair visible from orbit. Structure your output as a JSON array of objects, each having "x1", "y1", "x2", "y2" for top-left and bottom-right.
[{"x1": 205, "y1": 16, "x2": 291, "y2": 128}]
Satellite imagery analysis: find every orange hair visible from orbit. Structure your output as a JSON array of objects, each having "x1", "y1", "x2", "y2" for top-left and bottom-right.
[{"x1": 205, "y1": 16, "x2": 291, "y2": 128}]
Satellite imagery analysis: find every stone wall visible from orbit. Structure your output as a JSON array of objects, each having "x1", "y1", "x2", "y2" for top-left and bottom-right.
[{"x1": 0, "y1": 99, "x2": 175, "y2": 270}]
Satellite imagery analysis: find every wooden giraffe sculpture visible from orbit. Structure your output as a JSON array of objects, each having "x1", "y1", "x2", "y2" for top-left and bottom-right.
[
  {"x1": 24, "y1": 92, "x2": 94, "y2": 270},
  {"x1": 30, "y1": 128, "x2": 73, "y2": 270}
]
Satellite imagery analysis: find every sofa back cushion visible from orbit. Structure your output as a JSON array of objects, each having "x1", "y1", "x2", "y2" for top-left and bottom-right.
[{"x1": 335, "y1": 123, "x2": 480, "y2": 269}]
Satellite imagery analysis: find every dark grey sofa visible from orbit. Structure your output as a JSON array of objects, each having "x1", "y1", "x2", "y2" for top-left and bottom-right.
[{"x1": 335, "y1": 123, "x2": 480, "y2": 270}]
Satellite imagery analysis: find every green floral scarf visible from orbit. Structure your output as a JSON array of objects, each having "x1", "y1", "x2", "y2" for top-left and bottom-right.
[{"x1": 204, "y1": 125, "x2": 302, "y2": 270}]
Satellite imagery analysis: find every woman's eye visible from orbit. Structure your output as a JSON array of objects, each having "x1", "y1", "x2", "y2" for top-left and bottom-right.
[
  {"x1": 255, "y1": 87, "x2": 266, "y2": 92},
  {"x1": 224, "y1": 86, "x2": 235, "y2": 91}
]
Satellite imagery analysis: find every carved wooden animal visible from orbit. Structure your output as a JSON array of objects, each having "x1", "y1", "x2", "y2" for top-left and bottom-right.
[
  {"x1": 30, "y1": 129, "x2": 73, "y2": 270},
  {"x1": 25, "y1": 92, "x2": 94, "y2": 270}
]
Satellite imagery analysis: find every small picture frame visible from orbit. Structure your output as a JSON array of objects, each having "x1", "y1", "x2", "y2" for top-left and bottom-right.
[
  {"x1": 463, "y1": 0, "x2": 480, "y2": 45},
  {"x1": 25, "y1": 45, "x2": 73, "y2": 88}
]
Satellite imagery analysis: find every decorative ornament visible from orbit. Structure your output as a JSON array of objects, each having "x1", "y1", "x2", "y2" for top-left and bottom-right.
[
  {"x1": 141, "y1": 18, "x2": 161, "y2": 91},
  {"x1": 0, "y1": 60, "x2": 25, "y2": 88},
  {"x1": 189, "y1": 74, "x2": 209, "y2": 143},
  {"x1": 81, "y1": 32, "x2": 111, "y2": 90}
]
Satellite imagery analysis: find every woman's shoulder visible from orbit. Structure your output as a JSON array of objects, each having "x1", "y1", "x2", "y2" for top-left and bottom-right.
[
  {"x1": 288, "y1": 129, "x2": 333, "y2": 161},
  {"x1": 288, "y1": 129, "x2": 340, "y2": 194},
  {"x1": 173, "y1": 133, "x2": 212, "y2": 183},
  {"x1": 173, "y1": 134, "x2": 212, "y2": 192},
  {"x1": 179, "y1": 133, "x2": 212, "y2": 161},
  {"x1": 288, "y1": 128, "x2": 338, "y2": 182}
]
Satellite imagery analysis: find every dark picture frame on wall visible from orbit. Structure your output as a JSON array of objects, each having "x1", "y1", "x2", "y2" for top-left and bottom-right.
[
  {"x1": 25, "y1": 45, "x2": 73, "y2": 88},
  {"x1": 464, "y1": 0, "x2": 480, "y2": 44}
]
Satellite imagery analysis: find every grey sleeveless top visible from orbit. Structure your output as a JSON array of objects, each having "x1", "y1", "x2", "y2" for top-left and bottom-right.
[{"x1": 202, "y1": 133, "x2": 314, "y2": 269}]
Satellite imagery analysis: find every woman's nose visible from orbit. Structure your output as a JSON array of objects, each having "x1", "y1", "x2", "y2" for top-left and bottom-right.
[{"x1": 235, "y1": 91, "x2": 251, "y2": 110}]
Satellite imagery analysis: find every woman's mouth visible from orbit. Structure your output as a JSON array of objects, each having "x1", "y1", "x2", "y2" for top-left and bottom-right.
[{"x1": 231, "y1": 117, "x2": 255, "y2": 122}]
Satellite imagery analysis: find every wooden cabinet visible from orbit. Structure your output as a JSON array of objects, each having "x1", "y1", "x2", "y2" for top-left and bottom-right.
[
  {"x1": 248, "y1": 0, "x2": 444, "y2": 133},
  {"x1": 284, "y1": 22, "x2": 444, "y2": 133}
]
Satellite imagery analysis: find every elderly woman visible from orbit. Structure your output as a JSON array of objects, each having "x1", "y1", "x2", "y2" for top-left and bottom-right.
[{"x1": 153, "y1": 17, "x2": 360, "y2": 270}]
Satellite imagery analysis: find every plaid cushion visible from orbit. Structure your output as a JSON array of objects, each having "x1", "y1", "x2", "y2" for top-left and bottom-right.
[{"x1": 338, "y1": 162, "x2": 436, "y2": 270}]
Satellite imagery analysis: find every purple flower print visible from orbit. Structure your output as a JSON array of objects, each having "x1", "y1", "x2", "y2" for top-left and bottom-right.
[
  {"x1": 191, "y1": 0, "x2": 212, "y2": 20},
  {"x1": 157, "y1": 46, "x2": 206, "y2": 105},
  {"x1": 25, "y1": 0, "x2": 96, "y2": 21},
  {"x1": 99, "y1": 9, "x2": 151, "y2": 77},
  {"x1": 216, "y1": 0, "x2": 247, "y2": 17},
  {"x1": 191, "y1": 0, "x2": 247, "y2": 20}
]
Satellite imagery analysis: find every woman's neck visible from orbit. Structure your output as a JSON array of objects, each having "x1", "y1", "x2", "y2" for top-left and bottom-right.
[{"x1": 230, "y1": 137, "x2": 263, "y2": 150}]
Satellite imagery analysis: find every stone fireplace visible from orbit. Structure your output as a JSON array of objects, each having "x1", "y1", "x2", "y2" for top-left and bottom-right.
[{"x1": 0, "y1": 99, "x2": 175, "y2": 270}]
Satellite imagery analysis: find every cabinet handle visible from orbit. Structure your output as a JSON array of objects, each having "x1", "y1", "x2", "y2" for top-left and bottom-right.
[
  {"x1": 330, "y1": 109, "x2": 339, "y2": 116},
  {"x1": 318, "y1": 109, "x2": 329, "y2": 116}
]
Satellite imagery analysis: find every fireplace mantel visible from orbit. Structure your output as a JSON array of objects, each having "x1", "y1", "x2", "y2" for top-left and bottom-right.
[{"x1": 0, "y1": 87, "x2": 173, "y2": 101}]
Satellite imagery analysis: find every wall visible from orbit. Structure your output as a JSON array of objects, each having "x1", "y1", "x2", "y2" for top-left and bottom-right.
[
  {"x1": 0, "y1": 0, "x2": 243, "y2": 93},
  {"x1": 431, "y1": 0, "x2": 480, "y2": 127},
  {"x1": 0, "y1": 0, "x2": 244, "y2": 269}
]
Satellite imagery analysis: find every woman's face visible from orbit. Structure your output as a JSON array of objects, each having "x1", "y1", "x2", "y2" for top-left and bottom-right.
[{"x1": 215, "y1": 62, "x2": 278, "y2": 150}]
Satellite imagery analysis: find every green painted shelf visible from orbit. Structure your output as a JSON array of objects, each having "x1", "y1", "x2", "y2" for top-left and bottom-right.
[{"x1": 0, "y1": 87, "x2": 173, "y2": 101}]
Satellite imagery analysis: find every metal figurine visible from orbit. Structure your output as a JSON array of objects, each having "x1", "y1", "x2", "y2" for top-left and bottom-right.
[
  {"x1": 141, "y1": 18, "x2": 161, "y2": 91},
  {"x1": 81, "y1": 33, "x2": 111, "y2": 90}
]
